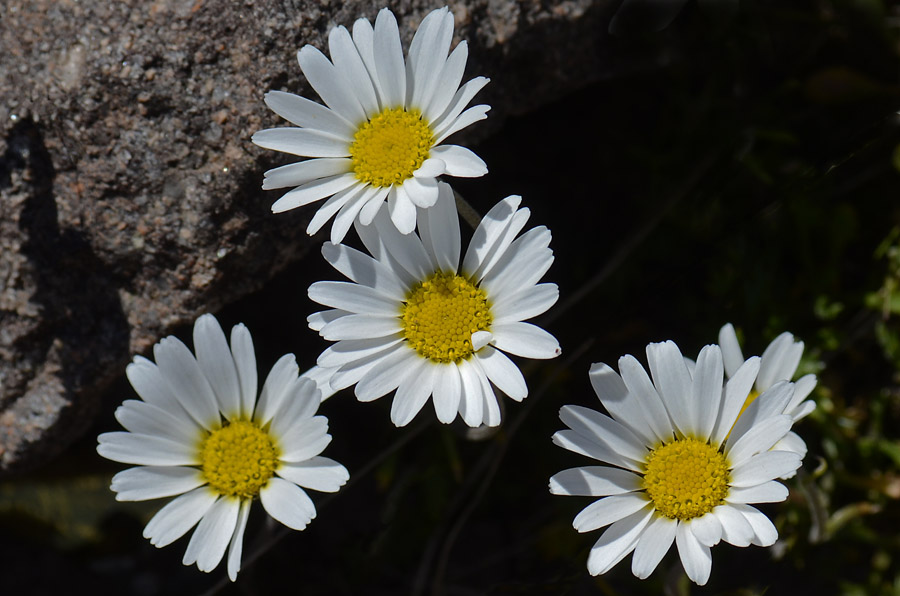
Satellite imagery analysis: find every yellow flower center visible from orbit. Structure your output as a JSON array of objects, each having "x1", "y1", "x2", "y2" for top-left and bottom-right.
[
  {"x1": 199, "y1": 419, "x2": 280, "y2": 500},
  {"x1": 642, "y1": 438, "x2": 730, "y2": 520},
  {"x1": 400, "y1": 271, "x2": 492, "y2": 363},
  {"x1": 349, "y1": 107, "x2": 433, "y2": 187}
]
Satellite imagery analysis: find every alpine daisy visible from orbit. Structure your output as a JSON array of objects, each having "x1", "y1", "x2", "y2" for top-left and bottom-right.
[
  {"x1": 308, "y1": 182, "x2": 560, "y2": 427},
  {"x1": 718, "y1": 323, "x2": 816, "y2": 460},
  {"x1": 97, "y1": 314, "x2": 349, "y2": 581},
  {"x1": 550, "y1": 341, "x2": 803, "y2": 585},
  {"x1": 252, "y1": 6, "x2": 490, "y2": 242}
]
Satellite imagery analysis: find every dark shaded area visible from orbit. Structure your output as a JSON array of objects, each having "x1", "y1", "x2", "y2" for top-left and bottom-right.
[{"x1": 2, "y1": 1, "x2": 900, "y2": 595}]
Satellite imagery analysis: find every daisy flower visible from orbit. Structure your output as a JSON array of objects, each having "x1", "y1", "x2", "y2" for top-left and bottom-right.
[
  {"x1": 252, "y1": 6, "x2": 490, "y2": 242},
  {"x1": 308, "y1": 182, "x2": 560, "y2": 427},
  {"x1": 718, "y1": 323, "x2": 817, "y2": 460},
  {"x1": 550, "y1": 341, "x2": 803, "y2": 585},
  {"x1": 97, "y1": 314, "x2": 349, "y2": 581}
]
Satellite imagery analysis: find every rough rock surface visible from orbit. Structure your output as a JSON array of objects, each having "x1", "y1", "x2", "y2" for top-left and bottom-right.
[{"x1": 0, "y1": 0, "x2": 610, "y2": 474}]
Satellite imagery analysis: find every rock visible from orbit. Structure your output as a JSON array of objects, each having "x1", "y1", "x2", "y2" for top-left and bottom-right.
[{"x1": 0, "y1": 0, "x2": 610, "y2": 474}]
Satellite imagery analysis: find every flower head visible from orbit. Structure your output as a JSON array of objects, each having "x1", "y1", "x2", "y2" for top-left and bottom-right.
[
  {"x1": 97, "y1": 314, "x2": 349, "y2": 581},
  {"x1": 718, "y1": 323, "x2": 817, "y2": 460},
  {"x1": 308, "y1": 182, "x2": 560, "y2": 427},
  {"x1": 252, "y1": 6, "x2": 490, "y2": 241},
  {"x1": 550, "y1": 341, "x2": 803, "y2": 585}
]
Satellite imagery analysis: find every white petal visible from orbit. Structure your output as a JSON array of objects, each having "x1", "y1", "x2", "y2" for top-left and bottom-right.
[
  {"x1": 321, "y1": 242, "x2": 407, "y2": 301},
  {"x1": 490, "y1": 322, "x2": 560, "y2": 360},
  {"x1": 126, "y1": 356, "x2": 188, "y2": 416},
  {"x1": 688, "y1": 514, "x2": 722, "y2": 547},
  {"x1": 252, "y1": 127, "x2": 350, "y2": 158},
  {"x1": 226, "y1": 500, "x2": 252, "y2": 582},
  {"x1": 270, "y1": 173, "x2": 359, "y2": 213},
  {"x1": 355, "y1": 346, "x2": 419, "y2": 401},
  {"x1": 757, "y1": 332, "x2": 802, "y2": 390},
  {"x1": 268, "y1": 377, "x2": 321, "y2": 434},
  {"x1": 414, "y1": 157, "x2": 446, "y2": 179},
  {"x1": 417, "y1": 182, "x2": 460, "y2": 272},
  {"x1": 193, "y1": 314, "x2": 241, "y2": 419},
  {"x1": 691, "y1": 344, "x2": 724, "y2": 439},
  {"x1": 390, "y1": 359, "x2": 435, "y2": 426},
  {"x1": 617, "y1": 355, "x2": 674, "y2": 444},
  {"x1": 731, "y1": 451, "x2": 801, "y2": 487},
  {"x1": 631, "y1": 515, "x2": 677, "y2": 579},
  {"x1": 728, "y1": 380, "x2": 794, "y2": 446},
  {"x1": 710, "y1": 356, "x2": 760, "y2": 446},
  {"x1": 712, "y1": 504, "x2": 755, "y2": 547},
  {"x1": 309, "y1": 280, "x2": 397, "y2": 315},
  {"x1": 111, "y1": 466, "x2": 204, "y2": 501},
  {"x1": 559, "y1": 405, "x2": 648, "y2": 465},
  {"x1": 262, "y1": 90, "x2": 354, "y2": 138},
  {"x1": 373, "y1": 200, "x2": 433, "y2": 278},
  {"x1": 479, "y1": 228, "x2": 553, "y2": 301},
  {"x1": 262, "y1": 157, "x2": 352, "y2": 190},
  {"x1": 113, "y1": 399, "x2": 198, "y2": 444},
  {"x1": 586, "y1": 507, "x2": 653, "y2": 576},
  {"x1": 429, "y1": 76, "x2": 490, "y2": 135},
  {"x1": 317, "y1": 336, "x2": 403, "y2": 368},
  {"x1": 300, "y1": 364, "x2": 339, "y2": 401},
  {"x1": 574, "y1": 493, "x2": 649, "y2": 533},
  {"x1": 432, "y1": 364, "x2": 462, "y2": 424},
  {"x1": 434, "y1": 104, "x2": 491, "y2": 144},
  {"x1": 143, "y1": 487, "x2": 218, "y2": 547},
  {"x1": 260, "y1": 477, "x2": 316, "y2": 530},
  {"x1": 471, "y1": 330, "x2": 492, "y2": 351},
  {"x1": 407, "y1": 7, "x2": 453, "y2": 110},
  {"x1": 457, "y1": 357, "x2": 486, "y2": 427},
  {"x1": 733, "y1": 503, "x2": 779, "y2": 546},
  {"x1": 229, "y1": 324, "x2": 257, "y2": 420},
  {"x1": 401, "y1": 176, "x2": 440, "y2": 208},
  {"x1": 726, "y1": 481, "x2": 788, "y2": 504},
  {"x1": 306, "y1": 187, "x2": 356, "y2": 238},
  {"x1": 675, "y1": 521, "x2": 712, "y2": 585},
  {"x1": 589, "y1": 361, "x2": 658, "y2": 445},
  {"x1": 154, "y1": 336, "x2": 220, "y2": 429},
  {"x1": 474, "y1": 346, "x2": 527, "y2": 401},
  {"x1": 429, "y1": 145, "x2": 488, "y2": 177},
  {"x1": 549, "y1": 466, "x2": 642, "y2": 497},
  {"x1": 725, "y1": 414, "x2": 793, "y2": 467},
  {"x1": 491, "y1": 283, "x2": 559, "y2": 324},
  {"x1": 277, "y1": 416, "x2": 331, "y2": 462},
  {"x1": 254, "y1": 353, "x2": 299, "y2": 426},
  {"x1": 97, "y1": 432, "x2": 195, "y2": 466},
  {"x1": 772, "y1": 430, "x2": 807, "y2": 459},
  {"x1": 551, "y1": 430, "x2": 642, "y2": 473},
  {"x1": 183, "y1": 497, "x2": 239, "y2": 572},
  {"x1": 462, "y1": 196, "x2": 527, "y2": 280},
  {"x1": 718, "y1": 323, "x2": 745, "y2": 378},
  {"x1": 328, "y1": 25, "x2": 379, "y2": 116},
  {"x1": 297, "y1": 45, "x2": 367, "y2": 124},
  {"x1": 787, "y1": 373, "x2": 817, "y2": 414},
  {"x1": 646, "y1": 340, "x2": 693, "y2": 437},
  {"x1": 320, "y1": 314, "x2": 401, "y2": 341},
  {"x1": 277, "y1": 456, "x2": 349, "y2": 493},
  {"x1": 387, "y1": 185, "x2": 418, "y2": 234},
  {"x1": 423, "y1": 40, "x2": 469, "y2": 123},
  {"x1": 330, "y1": 186, "x2": 371, "y2": 244},
  {"x1": 372, "y1": 8, "x2": 406, "y2": 108},
  {"x1": 351, "y1": 16, "x2": 385, "y2": 105}
]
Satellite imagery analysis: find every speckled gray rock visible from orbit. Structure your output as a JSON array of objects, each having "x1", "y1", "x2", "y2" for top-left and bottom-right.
[{"x1": 0, "y1": 0, "x2": 610, "y2": 474}]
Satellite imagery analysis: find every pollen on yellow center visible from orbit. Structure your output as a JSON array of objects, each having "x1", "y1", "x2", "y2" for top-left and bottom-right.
[
  {"x1": 642, "y1": 437, "x2": 730, "y2": 521},
  {"x1": 349, "y1": 107, "x2": 433, "y2": 188},
  {"x1": 400, "y1": 271, "x2": 492, "y2": 363},
  {"x1": 199, "y1": 419, "x2": 279, "y2": 500}
]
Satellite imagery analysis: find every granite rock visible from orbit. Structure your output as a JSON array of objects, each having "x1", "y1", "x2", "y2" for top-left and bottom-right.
[{"x1": 0, "y1": 0, "x2": 610, "y2": 474}]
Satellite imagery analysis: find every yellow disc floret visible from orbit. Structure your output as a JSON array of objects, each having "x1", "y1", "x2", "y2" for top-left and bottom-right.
[
  {"x1": 400, "y1": 271, "x2": 492, "y2": 363},
  {"x1": 349, "y1": 107, "x2": 433, "y2": 187},
  {"x1": 642, "y1": 438, "x2": 730, "y2": 520},
  {"x1": 199, "y1": 419, "x2": 280, "y2": 500}
]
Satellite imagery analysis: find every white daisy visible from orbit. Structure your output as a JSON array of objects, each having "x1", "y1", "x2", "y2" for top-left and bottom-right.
[
  {"x1": 308, "y1": 182, "x2": 560, "y2": 427},
  {"x1": 97, "y1": 314, "x2": 349, "y2": 581},
  {"x1": 550, "y1": 341, "x2": 803, "y2": 585},
  {"x1": 718, "y1": 323, "x2": 817, "y2": 459},
  {"x1": 252, "y1": 6, "x2": 490, "y2": 242}
]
